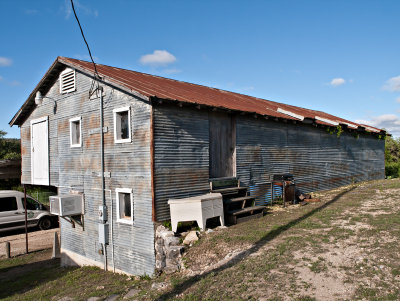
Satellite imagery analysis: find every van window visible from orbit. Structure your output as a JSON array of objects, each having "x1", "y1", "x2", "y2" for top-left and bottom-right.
[
  {"x1": 22, "y1": 197, "x2": 40, "y2": 210},
  {"x1": 0, "y1": 197, "x2": 18, "y2": 212}
]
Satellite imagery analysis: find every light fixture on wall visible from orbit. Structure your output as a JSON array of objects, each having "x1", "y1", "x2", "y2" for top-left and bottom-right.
[
  {"x1": 35, "y1": 91, "x2": 43, "y2": 105},
  {"x1": 34, "y1": 91, "x2": 57, "y2": 114}
]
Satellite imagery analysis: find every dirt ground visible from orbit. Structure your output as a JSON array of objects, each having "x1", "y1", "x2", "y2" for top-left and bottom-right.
[
  {"x1": 1, "y1": 179, "x2": 399, "y2": 300},
  {"x1": 0, "y1": 228, "x2": 59, "y2": 257},
  {"x1": 170, "y1": 179, "x2": 400, "y2": 300}
]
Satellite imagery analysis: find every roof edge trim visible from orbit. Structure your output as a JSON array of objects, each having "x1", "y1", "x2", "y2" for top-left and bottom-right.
[
  {"x1": 277, "y1": 108, "x2": 304, "y2": 121},
  {"x1": 315, "y1": 116, "x2": 339, "y2": 126}
]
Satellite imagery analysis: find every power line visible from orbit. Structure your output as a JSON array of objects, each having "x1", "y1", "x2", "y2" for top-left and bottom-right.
[{"x1": 70, "y1": 0, "x2": 100, "y2": 80}]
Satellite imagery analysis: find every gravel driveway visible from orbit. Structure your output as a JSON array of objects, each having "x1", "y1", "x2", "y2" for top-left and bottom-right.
[{"x1": 0, "y1": 228, "x2": 60, "y2": 257}]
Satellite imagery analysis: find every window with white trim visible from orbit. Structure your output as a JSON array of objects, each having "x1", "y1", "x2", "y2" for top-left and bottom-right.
[
  {"x1": 113, "y1": 106, "x2": 131, "y2": 143},
  {"x1": 116, "y1": 188, "x2": 133, "y2": 224},
  {"x1": 59, "y1": 68, "x2": 76, "y2": 94},
  {"x1": 69, "y1": 117, "x2": 82, "y2": 147}
]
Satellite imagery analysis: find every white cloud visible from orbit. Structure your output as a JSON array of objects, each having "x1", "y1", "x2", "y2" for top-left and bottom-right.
[
  {"x1": 0, "y1": 75, "x2": 3, "y2": 81},
  {"x1": 140, "y1": 50, "x2": 176, "y2": 66},
  {"x1": 330, "y1": 78, "x2": 346, "y2": 86},
  {"x1": 0, "y1": 57, "x2": 12, "y2": 67},
  {"x1": 396, "y1": 97, "x2": 400, "y2": 103},
  {"x1": 383, "y1": 75, "x2": 400, "y2": 92},
  {"x1": 356, "y1": 114, "x2": 400, "y2": 137}
]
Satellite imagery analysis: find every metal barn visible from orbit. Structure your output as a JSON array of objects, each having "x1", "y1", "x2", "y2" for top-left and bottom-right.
[{"x1": 10, "y1": 57, "x2": 386, "y2": 275}]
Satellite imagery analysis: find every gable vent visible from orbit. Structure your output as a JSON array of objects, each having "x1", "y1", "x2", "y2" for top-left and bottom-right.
[{"x1": 59, "y1": 68, "x2": 76, "y2": 94}]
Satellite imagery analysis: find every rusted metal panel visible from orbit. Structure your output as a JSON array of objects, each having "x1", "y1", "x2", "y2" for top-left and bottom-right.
[
  {"x1": 11, "y1": 57, "x2": 387, "y2": 137},
  {"x1": 14, "y1": 57, "x2": 386, "y2": 275},
  {"x1": 20, "y1": 70, "x2": 155, "y2": 276},
  {"x1": 236, "y1": 116, "x2": 385, "y2": 201},
  {"x1": 153, "y1": 105, "x2": 210, "y2": 221}
]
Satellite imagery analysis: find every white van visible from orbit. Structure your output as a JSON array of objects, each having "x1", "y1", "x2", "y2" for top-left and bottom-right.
[{"x1": 0, "y1": 190, "x2": 56, "y2": 232}]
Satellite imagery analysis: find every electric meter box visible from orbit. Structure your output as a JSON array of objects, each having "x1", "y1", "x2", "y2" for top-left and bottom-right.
[
  {"x1": 49, "y1": 194, "x2": 84, "y2": 216},
  {"x1": 98, "y1": 205, "x2": 107, "y2": 222},
  {"x1": 98, "y1": 223, "x2": 109, "y2": 244}
]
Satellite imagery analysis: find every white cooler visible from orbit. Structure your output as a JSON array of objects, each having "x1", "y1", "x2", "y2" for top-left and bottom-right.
[{"x1": 168, "y1": 193, "x2": 224, "y2": 232}]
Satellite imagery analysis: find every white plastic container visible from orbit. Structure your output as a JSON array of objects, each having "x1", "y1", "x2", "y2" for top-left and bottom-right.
[{"x1": 168, "y1": 193, "x2": 224, "y2": 232}]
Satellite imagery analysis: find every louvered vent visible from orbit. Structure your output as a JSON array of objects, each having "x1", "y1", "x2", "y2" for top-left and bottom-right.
[{"x1": 59, "y1": 68, "x2": 76, "y2": 94}]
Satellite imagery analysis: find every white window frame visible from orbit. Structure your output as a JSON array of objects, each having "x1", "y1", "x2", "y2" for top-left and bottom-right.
[
  {"x1": 69, "y1": 116, "x2": 82, "y2": 148},
  {"x1": 115, "y1": 188, "x2": 134, "y2": 224},
  {"x1": 59, "y1": 68, "x2": 76, "y2": 94},
  {"x1": 113, "y1": 106, "x2": 132, "y2": 143}
]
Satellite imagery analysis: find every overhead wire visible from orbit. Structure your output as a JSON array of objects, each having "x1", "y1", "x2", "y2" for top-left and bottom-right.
[{"x1": 70, "y1": 0, "x2": 100, "y2": 95}]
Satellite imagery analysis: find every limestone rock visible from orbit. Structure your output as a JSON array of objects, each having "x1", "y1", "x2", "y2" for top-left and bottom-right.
[
  {"x1": 155, "y1": 243, "x2": 164, "y2": 254},
  {"x1": 183, "y1": 231, "x2": 198, "y2": 245},
  {"x1": 180, "y1": 231, "x2": 189, "y2": 237},
  {"x1": 156, "y1": 225, "x2": 167, "y2": 233},
  {"x1": 164, "y1": 263, "x2": 179, "y2": 274},
  {"x1": 104, "y1": 295, "x2": 119, "y2": 301},
  {"x1": 155, "y1": 238, "x2": 164, "y2": 246},
  {"x1": 164, "y1": 236, "x2": 180, "y2": 247},
  {"x1": 166, "y1": 246, "x2": 183, "y2": 259},
  {"x1": 123, "y1": 288, "x2": 140, "y2": 299},
  {"x1": 159, "y1": 230, "x2": 175, "y2": 240},
  {"x1": 86, "y1": 297, "x2": 102, "y2": 301},
  {"x1": 151, "y1": 282, "x2": 169, "y2": 290},
  {"x1": 156, "y1": 259, "x2": 166, "y2": 269},
  {"x1": 156, "y1": 252, "x2": 166, "y2": 262}
]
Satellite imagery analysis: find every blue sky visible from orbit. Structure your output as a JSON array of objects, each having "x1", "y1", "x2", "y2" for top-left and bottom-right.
[{"x1": 1, "y1": 0, "x2": 400, "y2": 137}]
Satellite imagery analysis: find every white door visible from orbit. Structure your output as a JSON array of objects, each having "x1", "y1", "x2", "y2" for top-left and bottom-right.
[{"x1": 31, "y1": 117, "x2": 49, "y2": 185}]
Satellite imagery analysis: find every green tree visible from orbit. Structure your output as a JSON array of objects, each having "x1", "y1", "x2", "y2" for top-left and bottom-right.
[
  {"x1": 385, "y1": 136, "x2": 400, "y2": 178},
  {"x1": 0, "y1": 130, "x2": 21, "y2": 160}
]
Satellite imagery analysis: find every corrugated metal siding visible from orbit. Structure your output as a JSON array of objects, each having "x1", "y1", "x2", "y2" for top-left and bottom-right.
[
  {"x1": 21, "y1": 70, "x2": 155, "y2": 276},
  {"x1": 47, "y1": 57, "x2": 384, "y2": 135},
  {"x1": 154, "y1": 105, "x2": 210, "y2": 221},
  {"x1": 236, "y1": 116, "x2": 385, "y2": 198}
]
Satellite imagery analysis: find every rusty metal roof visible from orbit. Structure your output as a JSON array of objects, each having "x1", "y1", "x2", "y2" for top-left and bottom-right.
[{"x1": 10, "y1": 56, "x2": 387, "y2": 135}]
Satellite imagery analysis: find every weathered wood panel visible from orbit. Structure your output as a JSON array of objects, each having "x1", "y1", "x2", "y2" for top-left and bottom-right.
[{"x1": 209, "y1": 111, "x2": 236, "y2": 178}]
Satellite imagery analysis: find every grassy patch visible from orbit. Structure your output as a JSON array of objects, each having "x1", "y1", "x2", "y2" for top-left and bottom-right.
[
  {"x1": 309, "y1": 257, "x2": 327, "y2": 273},
  {"x1": 2, "y1": 179, "x2": 400, "y2": 300},
  {"x1": 0, "y1": 249, "x2": 51, "y2": 271}
]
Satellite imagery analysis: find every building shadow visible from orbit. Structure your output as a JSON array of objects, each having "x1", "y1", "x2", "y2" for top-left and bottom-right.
[
  {"x1": 156, "y1": 186, "x2": 357, "y2": 300},
  {"x1": 0, "y1": 256, "x2": 76, "y2": 299}
]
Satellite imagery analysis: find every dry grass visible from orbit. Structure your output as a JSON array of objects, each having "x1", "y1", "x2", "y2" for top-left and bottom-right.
[{"x1": 1, "y1": 179, "x2": 400, "y2": 300}]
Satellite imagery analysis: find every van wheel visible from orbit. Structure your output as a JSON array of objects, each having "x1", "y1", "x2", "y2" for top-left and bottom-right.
[{"x1": 38, "y1": 217, "x2": 52, "y2": 230}]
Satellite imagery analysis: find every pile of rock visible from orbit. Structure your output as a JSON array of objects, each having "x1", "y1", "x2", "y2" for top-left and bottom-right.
[
  {"x1": 155, "y1": 225, "x2": 226, "y2": 274},
  {"x1": 155, "y1": 226, "x2": 184, "y2": 274}
]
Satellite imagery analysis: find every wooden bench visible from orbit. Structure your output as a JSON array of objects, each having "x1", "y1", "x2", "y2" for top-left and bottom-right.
[
  {"x1": 227, "y1": 206, "x2": 265, "y2": 224},
  {"x1": 210, "y1": 177, "x2": 248, "y2": 197},
  {"x1": 209, "y1": 177, "x2": 266, "y2": 225}
]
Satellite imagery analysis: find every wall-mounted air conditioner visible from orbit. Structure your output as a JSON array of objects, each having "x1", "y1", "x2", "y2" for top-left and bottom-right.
[{"x1": 50, "y1": 194, "x2": 84, "y2": 216}]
